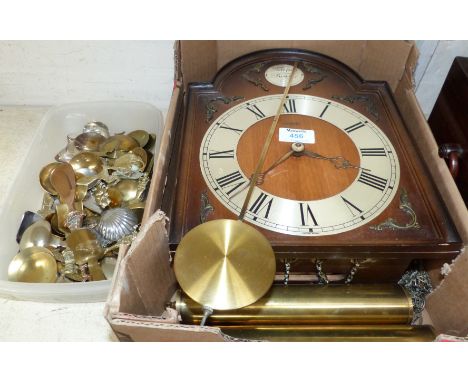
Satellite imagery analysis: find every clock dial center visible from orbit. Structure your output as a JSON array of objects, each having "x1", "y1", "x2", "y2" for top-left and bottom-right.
[{"x1": 236, "y1": 114, "x2": 360, "y2": 201}]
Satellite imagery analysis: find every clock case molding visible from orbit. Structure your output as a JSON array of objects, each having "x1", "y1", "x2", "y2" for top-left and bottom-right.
[{"x1": 163, "y1": 48, "x2": 462, "y2": 263}]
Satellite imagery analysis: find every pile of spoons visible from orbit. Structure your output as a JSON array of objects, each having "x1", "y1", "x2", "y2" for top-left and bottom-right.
[{"x1": 9, "y1": 121, "x2": 155, "y2": 283}]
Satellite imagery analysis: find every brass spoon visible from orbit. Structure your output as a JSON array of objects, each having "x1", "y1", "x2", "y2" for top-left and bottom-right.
[
  {"x1": 48, "y1": 212, "x2": 64, "y2": 237},
  {"x1": 111, "y1": 179, "x2": 139, "y2": 202},
  {"x1": 113, "y1": 152, "x2": 145, "y2": 172},
  {"x1": 69, "y1": 152, "x2": 104, "y2": 178},
  {"x1": 16, "y1": 211, "x2": 44, "y2": 243},
  {"x1": 99, "y1": 135, "x2": 139, "y2": 154},
  {"x1": 66, "y1": 229, "x2": 106, "y2": 281},
  {"x1": 55, "y1": 203, "x2": 70, "y2": 235},
  {"x1": 74, "y1": 184, "x2": 88, "y2": 212},
  {"x1": 87, "y1": 259, "x2": 107, "y2": 281},
  {"x1": 19, "y1": 220, "x2": 52, "y2": 251},
  {"x1": 131, "y1": 147, "x2": 148, "y2": 169},
  {"x1": 50, "y1": 163, "x2": 76, "y2": 211},
  {"x1": 83, "y1": 121, "x2": 110, "y2": 138},
  {"x1": 73, "y1": 132, "x2": 106, "y2": 152},
  {"x1": 66, "y1": 228, "x2": 104, "y2": 265},
  {"x1": 127, "y1": 200, "x2": 146, "y2": 222},
  {"x1": 39, "y1": 162, "x2": 61, "y2": 195},
  {"x1": 8, "y1": 246, "x2": 58, "y2": 283},
  {"x1": 128, "y1": 130, "x2": 150, "y2": 147}
]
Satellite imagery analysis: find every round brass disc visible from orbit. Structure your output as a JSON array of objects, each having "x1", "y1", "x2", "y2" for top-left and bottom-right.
[{"x1": 174, "y1": 219, "x2": 276, "y2": 311}]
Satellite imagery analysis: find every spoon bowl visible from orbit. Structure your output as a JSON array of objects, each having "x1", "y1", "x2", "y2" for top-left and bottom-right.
[
  {"x1": 70, "y1": 152, "x2": 104, "y2": 178},
  {"x1": 128, "y1": 130, "x2": 150, "y2": 147},
  {"x1": 111, "y1": 179, "x2": 138, "y2": 202},
  {"x1": 50, "y1": 162, "x2": 76, "y2": 210},
  {"x1": 19, "y1": 220, "x2": 52, "y2": 251},
  {"x1": 74, "y1": 132, "x2": 106, "y2": 152},
  {"x1": 66, "y1": 228, "x2": 104, "y2": 265},
  {"x1": 39, "y1": 162, "x2": 61, "y2": 195},
  {"x1": 8, "y1": 246, "x2": 58, "y2": 283},
  {"x1": 83, "y1": 121, "x2": 110, "y2": 138},
  {"x1": 100, "y1": 135, "x2": 139, "y2": 154}
]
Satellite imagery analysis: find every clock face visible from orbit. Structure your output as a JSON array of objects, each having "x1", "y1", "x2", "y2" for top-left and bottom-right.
[{"x1": 200, "y1": 94, "x2": 400, "y2": 236}]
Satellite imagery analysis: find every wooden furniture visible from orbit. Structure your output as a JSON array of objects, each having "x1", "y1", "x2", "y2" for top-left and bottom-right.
[
  {"x1": 428, "y1": 56, "x2": 468, "y2": 206},
  {"x1": 163, "y1": 49, "x2": 462, "y2": 282}
]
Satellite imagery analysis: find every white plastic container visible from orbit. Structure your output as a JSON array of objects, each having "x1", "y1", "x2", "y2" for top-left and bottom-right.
[{"x1": 0, "y1": 101, "x2": 164, "y2": 302}]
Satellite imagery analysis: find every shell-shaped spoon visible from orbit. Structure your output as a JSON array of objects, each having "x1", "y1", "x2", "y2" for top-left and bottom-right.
[{"x1": 95, "y1": 208, "x2": 138, "y2": 242}]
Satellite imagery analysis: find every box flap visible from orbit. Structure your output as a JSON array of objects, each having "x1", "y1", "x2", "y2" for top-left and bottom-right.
[
  {"x1": 179, "y1": 40, "x2": 416, "y2": 92},
  {"x1": 105, "y1": 211, "x2": 177, "y2": 317},
  {"x1": 426, "y1": 251, "x2": 468, "y2": 336},
  {"x1": 395, "y1": 71, "x2": 468, "y2": 336}
]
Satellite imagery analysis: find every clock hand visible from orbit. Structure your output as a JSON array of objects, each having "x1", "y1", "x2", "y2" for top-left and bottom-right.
[
  {"x1": 238, "y1": 62, "x2": 298, "y2": 221},
  {"x1": 229, "y1": 149, "x2": 294, "y2": 198},
  {"x1": 302, "y1": 147, "x2": 370, "y2": 172}
]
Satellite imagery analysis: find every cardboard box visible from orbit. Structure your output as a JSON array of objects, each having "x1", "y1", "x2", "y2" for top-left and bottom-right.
[{"x1": 104, "y1": 41, "x2": 468, "y2": 341}]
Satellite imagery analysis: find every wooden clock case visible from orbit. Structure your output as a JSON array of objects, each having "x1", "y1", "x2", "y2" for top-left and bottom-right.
[
  {"x1": 163, "y1": 48, "x2": 462, "y2": 282},
  {"x1": 105, "y1": 41, "x2": 468, "y2": 340}
]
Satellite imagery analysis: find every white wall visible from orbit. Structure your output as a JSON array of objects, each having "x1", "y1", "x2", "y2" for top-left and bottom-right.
[
  {"x1": 0, "y1": 41, "x2": 175, "y2": 113},
  {"x1": 415, "y1": 40, "x2": 468, "y2": 118},
  {"x1": 1, "y1": 40, "x2": 467, "y2": 120}
]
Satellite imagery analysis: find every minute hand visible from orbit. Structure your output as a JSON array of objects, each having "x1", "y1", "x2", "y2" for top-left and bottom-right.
[{"x1": 302, "y1": 149, "x2": 370, "y2": 172}]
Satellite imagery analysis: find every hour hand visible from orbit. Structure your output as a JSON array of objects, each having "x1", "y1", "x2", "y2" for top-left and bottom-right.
[{"x1": 229, "y1": 149, "x2": 294, "y2": 198}]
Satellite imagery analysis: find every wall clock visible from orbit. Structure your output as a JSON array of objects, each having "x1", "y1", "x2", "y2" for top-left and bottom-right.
[{"x1": 163, "y1": 49, "x2": 462, "y2": 282}]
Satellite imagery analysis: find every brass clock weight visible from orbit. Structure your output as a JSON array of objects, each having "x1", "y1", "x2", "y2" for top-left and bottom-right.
[{"x1": 166, "y1": 49, "x2": 461, "y2": 340}]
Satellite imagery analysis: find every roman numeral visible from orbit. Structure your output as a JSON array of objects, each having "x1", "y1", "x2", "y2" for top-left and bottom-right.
[
  {"x1": 360, "y1": 148, "x2": 386, "y2": 157},
  {"x1": 358, "y1": 171, "x2": 387, "y2": 192},
  {"x1": 246, "y1": 104, "x2": 266, "y2": 120},
  {"x1": 341, "y1": 196, "x2": 364, "y2": 218},
  {"x1": 208, "y1": 150, "x2": 234, "y2": 159},
  {"x1": 217, "y1": 123, "x2": 243, "y2": 135},
  {"x1": 319, "y1": 103, "x2": 330, "y2": 118},
  {"x1": 249, "y1": 192, "x2": 274, "y2": 219},
  {"x1": 299, "y1": 203, "x2": 318, "y2": 226},
  {"x1": 345, "y1": 121, "x2": 365, "y2": 133},
  {"x1": 215, "y1": 170, "x2": 246, "y2": 195},
  {"x1": 283, "y1": 98, "x2": 296, "y2": 113}
]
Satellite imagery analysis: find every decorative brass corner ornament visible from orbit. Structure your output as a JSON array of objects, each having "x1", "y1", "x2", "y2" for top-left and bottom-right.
[
  {"x1": 332, "y1": 94, "x2": 379, "y2": 120},
  {"x1": 205, "y1": 96, "x2": 244, "y2": 122},
  {"x1": 200, "y1": 191, "x2": 214, "y2": 223},
  {"x1": 314, "y1": 259, "x2": 329, "y2": 284},
  {"x1": 301, "y1": 62, "x2": 327, "y2": 89},
  {"x1": 370, "y1": 188, "x2": 420, "y2": 231},
  {"x1": 242, "y1": 63, "x2": 268, "y2": 91},
  {"x1": 344, "y1": 259, "x2": 363, "y2": 284}
]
